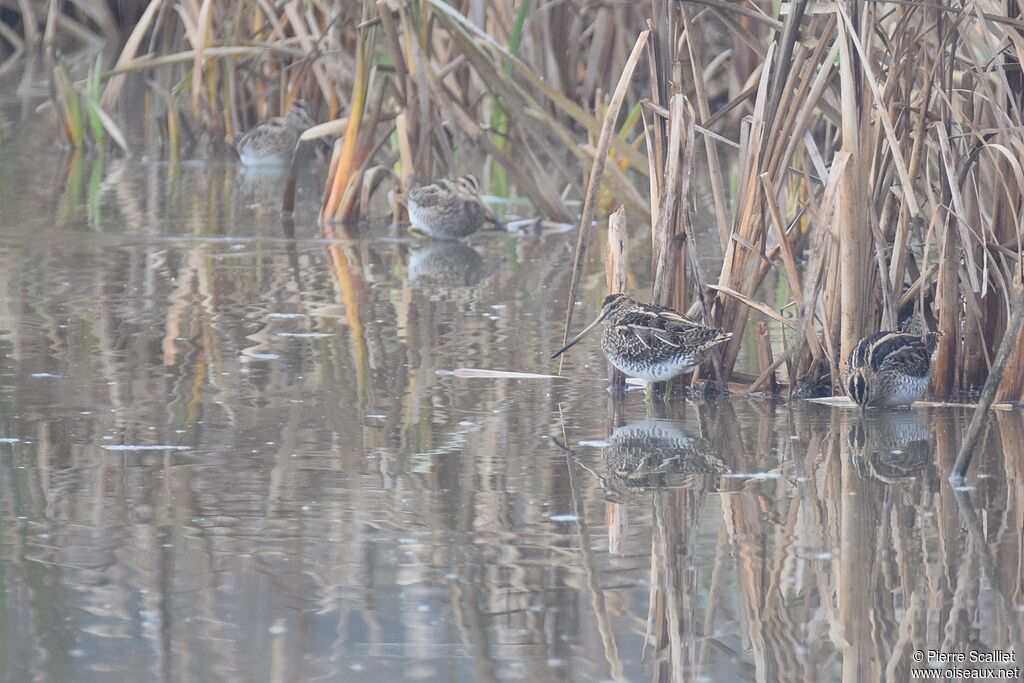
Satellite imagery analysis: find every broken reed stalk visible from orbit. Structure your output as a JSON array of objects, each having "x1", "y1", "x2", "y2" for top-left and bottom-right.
[
  {"x1": 950, "y1": 287, "x2": 1024, "y2": 482},
  {"x1": 606, "y1": 205, "x2": 628, "y2": 391},
  {"x1": 558, "y1": 29, "x2": 650, "y2": 373}
]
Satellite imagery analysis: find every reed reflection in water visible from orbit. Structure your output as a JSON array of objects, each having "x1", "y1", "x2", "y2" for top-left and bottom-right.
[{"x1": 0, "y1": 151, "x2": 1021, "y2": 682}]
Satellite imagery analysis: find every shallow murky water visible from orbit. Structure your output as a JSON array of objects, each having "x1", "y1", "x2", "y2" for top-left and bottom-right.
[{"x1": 1, "y1": 111, "x2": 1023, "y2": 683}]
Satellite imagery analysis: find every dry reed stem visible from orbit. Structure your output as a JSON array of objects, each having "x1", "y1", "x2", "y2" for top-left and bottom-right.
[
  {"x1": 322, "y1": 27, "x2": 370, "y2": 222},
  {"x1": 101, "y1": 0, "x2": 164, "y2": 108},
  {"x1": 681, "y1": 6, "x2": 729, "y2": 252},
  {"x1": 426, "y1": 0, "x2": 649, "y2": 174},
  {"x1": 835, "y1": 3, "x2": 921, "y2": 217},
  {"x1": 606, "y1": 206, "x2": 628, "y2": 391},
  {"x1": 651, "y1": 94, "x2": 685, "y2": 307},
  {"x1": 952, "y1": 286, "x2": 1024, "y2": 480},
  {"x1": 836, "y1": 8, "x2": 868, "y2": 367},
  {"x1": 712, "y1": 43, "x2": 776, "y2": 377},
  {"x1": 793, "y1": 151, "x2": 850, "y2": 390},
  {"x1": 934, "y1": 209, "x2": 959, "y2": 397},
  {"x1": 558, "y1": 29, "x2": 650, "y2": 369},
  {"x1": 759, "y1": 173, "x2": 820, "y2": 356}
]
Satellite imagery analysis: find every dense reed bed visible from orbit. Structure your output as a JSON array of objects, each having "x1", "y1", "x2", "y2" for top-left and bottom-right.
[{"x1": 4, "y1": 0, "x2": 1024, "y2": 401}]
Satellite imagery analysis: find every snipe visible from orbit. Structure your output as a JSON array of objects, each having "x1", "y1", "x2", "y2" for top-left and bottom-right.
[
  {"x1": 232, "y1": 100, "x2": 315, "y2": 166},
  {"x1": 551, "y1": 293, "x2": 732, "y2": 383},
  {"x1": 845, "y1": 331, "x2": 935, "y2": 408},
  {"x1": 407, "y1": 175, "x2": 501, "y2": 239}
]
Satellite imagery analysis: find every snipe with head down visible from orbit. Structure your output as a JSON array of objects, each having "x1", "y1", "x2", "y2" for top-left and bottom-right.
[
  {"x1": 845, "y1": 331, "x2": 935, "y2": 408},
  {"x1": 232, "y1": 100, "x2": 316, "y2": 166},
  {"x1": 552, "y1": 293, "x2": 732, "y2": 383},
  {"x1": 407, "y1": 175, "x2": 502, "y2": 240}
]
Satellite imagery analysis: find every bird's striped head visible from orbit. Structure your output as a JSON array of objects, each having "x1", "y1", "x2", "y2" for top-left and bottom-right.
[
  {"x1": 600, "y1": 292, "x2": 633, "y2": 318},
  {"x1": 846, "y1": 367, "x2": 870, "y2": 408},
  {"x1": 551, "y1": 293, "x2": 633, "y2": 360},
  {"x1": 287, "y1": 99, "x2": 316, "y2": 129},
  {"x1": 455, "y1": 174, "x2": 481, "y2": 195}
]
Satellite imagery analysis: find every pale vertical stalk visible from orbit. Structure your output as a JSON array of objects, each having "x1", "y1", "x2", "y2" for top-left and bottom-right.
[
  {"x1": 606, "y1": 205, "x2": 628, "y2": 390},
  {"x1": 651, "y1": 94, "x2": 684, "y2": 307},
  {"x1": 934, "y1": 211, "x2": 959, "y2": 397},
  {"x1": 836, "y1": 6, "x2": 867, "y2": 367}
]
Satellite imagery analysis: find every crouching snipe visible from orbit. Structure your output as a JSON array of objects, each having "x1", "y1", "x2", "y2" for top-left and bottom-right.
[
  {"x1": 551, "y1": 294, "x2": 732, "y2": 383},
  {"x1": 845, "y1": 331, "x2": 934, "y2": 408},
  {"x1": 407, "y1": 175, "x2": 502, "y2": 240},
  {"x1": 232, "y1": 100, "x2": 316, "y2": 166}
]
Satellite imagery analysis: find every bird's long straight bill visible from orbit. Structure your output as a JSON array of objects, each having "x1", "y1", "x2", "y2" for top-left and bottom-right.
[{"x1": 551, "y1": 314, "x2": 604, "y2": 359}]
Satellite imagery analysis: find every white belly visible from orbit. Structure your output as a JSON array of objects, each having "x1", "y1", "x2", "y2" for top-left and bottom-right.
[
  {"x1": 610, "y1": 357, "x2": 694, "y2": 383},
  {"x1": 876, "y1": 376, "x2": 929, "y2": 407},
  {"x1": 407, "y1": 202, "x2": 439, "y2": 237},
  {"x1": 239, "y1": 151, "x2": 288, "y2": 167}
]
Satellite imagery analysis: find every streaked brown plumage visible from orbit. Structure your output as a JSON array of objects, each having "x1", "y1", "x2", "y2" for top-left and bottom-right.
[
  {"x1": 407, "y1": 175, "x2": 501, "y2": 239},
  {"x1": 552, "y1": 293, "x2": 732, "y2": 383},
  {"x1": 233, "y1": 100, "x2": 315, "y2": 166},
  {"x1": 845, "y1": 331, "x2": 933, "y2": 408}
]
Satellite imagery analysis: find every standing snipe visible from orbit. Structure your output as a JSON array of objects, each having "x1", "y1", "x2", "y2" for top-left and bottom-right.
[
  {"x1": 551, "y1": 293, "x2": 732, "y2": 382},
  {"x1": 407, "y1": 175, "x2": 501, "y2": 239},
  {"x1": 233, "y1": 100, "x2": 316, "y2": 166},
  {"x1": 845, "y1": 331, "x2": 934, "y2": 408}
]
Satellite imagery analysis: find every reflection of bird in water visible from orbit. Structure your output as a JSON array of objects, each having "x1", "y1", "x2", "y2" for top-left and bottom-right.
[
  {"x1": 846, "y1": 414, "x2": 935, "y2": 484},
  {"x1": 552, "y1": 294, "x2": 731, "y2": 383},
  {"x1": 601, "y1": 420, "x2": 727, "y2": 493},
  {"x1": 232, "y1": 100, "x2": 316, "y2": 166},
  {"x1": 408, "y1": 241, "x2": 485, "y2": 289},
  {"x1": 845, "y1": 331, "x2": 935, "y2": 408},
  {"x1": 407, "y1": 174, "x2": 502, "y2": 239},
  {"x1": 233, "y1": 164, "x2": 293, "y2": 208}
]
